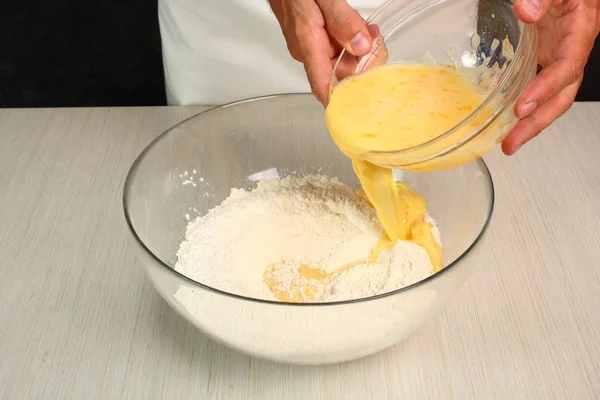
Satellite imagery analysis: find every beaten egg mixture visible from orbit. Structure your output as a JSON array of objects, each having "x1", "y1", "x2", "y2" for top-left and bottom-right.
[{"x1": 325, "y1": 63, "x2": 491, "y2": 272}]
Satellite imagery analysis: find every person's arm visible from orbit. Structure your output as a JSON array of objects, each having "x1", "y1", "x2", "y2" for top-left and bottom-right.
[
  {"x1": 269, "y1": 0, "x2": 374, "y2": 105},
  {"x1": 501, "y1": 0, "x2": 599, "y2": 154},
  {"x1": 269, "y1": 0, "x2": 600, "y2": 155}
]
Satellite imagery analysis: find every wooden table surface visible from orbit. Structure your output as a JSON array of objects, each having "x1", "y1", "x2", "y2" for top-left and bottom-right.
[{"x1": 1, "y1": 103, "x2": 599, "y2": 399}]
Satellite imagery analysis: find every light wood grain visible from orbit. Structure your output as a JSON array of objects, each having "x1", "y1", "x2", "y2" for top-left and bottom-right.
[{"x1": 0, "y1": 103, "x2": 599, "y2": 399}]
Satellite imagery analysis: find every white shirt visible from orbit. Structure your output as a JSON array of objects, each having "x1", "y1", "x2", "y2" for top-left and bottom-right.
[{"x1": 158, "y1": 0, "x2": 385, "y2": 105}]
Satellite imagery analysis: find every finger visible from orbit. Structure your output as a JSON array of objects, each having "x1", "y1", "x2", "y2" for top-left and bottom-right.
[
  {"x1": 502, "y1": 80, "x2": 580, "y2": 155},
  {"x1": 301, "y1": 35, "x2": 341, "y2": 61},
  {"x1": 329, "y1": 24, "x2": 387, "y2": 101},
  {"x1": 298, "y1": 28, "x2": 337, "y2": 106},
  {"x1": 279, "y1": 20, "x2": 339, "y2": 63},
  {"x1": 368, "y1": 23, "x2": 381, "y2": 38},
  {"x1": 268, "y1": 0, "x2": 284, "y2": 24},
  {"x1": 269, "y1": 0, "x2": 305, "y2": 60},
  {"x1": 514, "y1": 27, "x2": 595, "y2": 119},
  {"x1": 512, "y1": 0, "x2": 551, "y2": 23},
  {"x1": 333, "y1": 24, "x2": 385, "y2": 79},
  {"x1": 332, "y1": 55, "x2": 358, "y2": 81},
  {"x1": 317, "y1": 0, "x2": 372, "y2": 56},
  {"x1": 286, "y1": 37, "x2": 305, "y2": 62},
  {"x1": 327, "y1": 37, "x2": 343, "y2": 59},
  {"x1": 361, "y1": 25, "x2": 388, "y2": 70},
  {"x1": 514, "y1": 58, "x2": 584, "y2": 118}
]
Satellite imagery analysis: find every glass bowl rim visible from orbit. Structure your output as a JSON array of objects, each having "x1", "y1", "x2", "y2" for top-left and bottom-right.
[
  {"x1": 122, "y1": 93, "x2": 495, "y2": 308},
  {"x1": 328, "y1": 0, "x2": 537, "y2": 156}
]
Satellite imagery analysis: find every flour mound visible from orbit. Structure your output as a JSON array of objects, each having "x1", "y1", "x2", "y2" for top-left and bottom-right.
[
  {"x1": 323, "y1": 241, "x2": 434, "y2": 302},
  {"x1": 175, "y1": 175, "x2": 437, "y2": 302}
]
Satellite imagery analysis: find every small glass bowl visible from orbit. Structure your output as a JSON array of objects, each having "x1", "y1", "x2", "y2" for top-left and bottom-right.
[{"x1": 329, "y1": 0, "x2": 537, "y2": 172}]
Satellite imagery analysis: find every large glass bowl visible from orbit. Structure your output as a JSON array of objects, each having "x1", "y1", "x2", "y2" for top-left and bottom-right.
[
  {"x1": 123, "y1": 94, "x2": 494, "y2": 365},
  {"x1": 329, "y1": 0, "x2": 537, "y2": 172}
]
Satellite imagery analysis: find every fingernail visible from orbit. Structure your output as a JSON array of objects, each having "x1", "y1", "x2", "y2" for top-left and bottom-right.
[
  {"x1": 521, "y1": 0, "x2": 541, "y2": 18},
  {"x1": 519, "y1": 101, "x2": 537, "y2": 118},
  {"x1": 350, "y1": 32, "x2": 370, "y2": 55}
]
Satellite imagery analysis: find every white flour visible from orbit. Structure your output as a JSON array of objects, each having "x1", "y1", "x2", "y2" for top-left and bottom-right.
[{"x1": 175, "y1": 175, "x2": 440, "y2": 302}]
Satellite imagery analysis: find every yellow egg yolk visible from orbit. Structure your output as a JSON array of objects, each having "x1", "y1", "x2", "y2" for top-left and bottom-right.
[
  {"x1": 266, "y1": 63, "x2": 494, "y2": 302},
  {"x1": 322, "y1": 64, "x2": 487, "y2": 277}
]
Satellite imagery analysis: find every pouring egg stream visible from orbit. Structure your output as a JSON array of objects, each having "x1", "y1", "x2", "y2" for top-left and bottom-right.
[{"x1": 326, "y1": 63, "x2": 496, "y2": 271}]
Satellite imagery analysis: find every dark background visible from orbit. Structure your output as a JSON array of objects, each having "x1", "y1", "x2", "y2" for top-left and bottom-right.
[
  {"x1": 0, "y1": 1, "x2": 598, "y2": 108},
  {"x1": 0, "y1": 1, "x2": 166, "y2": 108}
]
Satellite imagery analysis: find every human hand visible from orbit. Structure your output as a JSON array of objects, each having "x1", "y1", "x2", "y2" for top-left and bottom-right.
[
  {"x1": 502, "y1": 0, "x2": 600, "y2": 154},
  {"x1": 269, "y1": 0, "x2": 384, "y2": 105}
]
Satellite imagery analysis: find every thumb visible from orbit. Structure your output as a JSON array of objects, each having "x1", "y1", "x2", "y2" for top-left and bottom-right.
[
  {"x1": 513, "y1": 0, "x2": 551, "y2": 23},
  {"x1": 317, "y1": 0, "x2": 372, "y2": 56}
]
